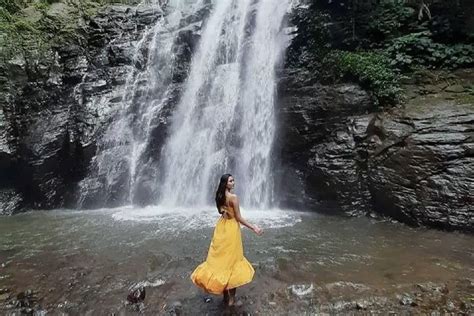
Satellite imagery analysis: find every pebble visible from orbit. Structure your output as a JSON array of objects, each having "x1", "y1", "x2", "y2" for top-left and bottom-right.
[
  {"x1": 172, "y1": 301, "x2": 182, "y2": 308},
  {"x1": 369, "y1": 212, "x2": 378, "y2": 219},
  {"x1": 446, "y1": 301, "x2": 455, "y2": 311},
  {"x1": 444, "y1": 84, "x2": 465, "y2": 93},
  {"x1": 288, "y1": 284, "x2": 314, "y2": 297},
  {"x1": 0, "y1": 293, "x2": 10, "y2": 301},
  {"x1": 355, "y1": 300, "x2": 368, "y2": 310},
  {"x1": 398, "y1": 294, "x2": 416, "y2": 306}
]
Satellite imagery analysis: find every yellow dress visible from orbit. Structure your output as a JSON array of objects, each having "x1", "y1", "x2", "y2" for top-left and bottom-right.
[{"x1": 191, "y1": 205, "x2": 255, "y2": 294}]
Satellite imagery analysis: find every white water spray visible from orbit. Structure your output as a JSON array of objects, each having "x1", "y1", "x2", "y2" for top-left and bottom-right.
[{"x1": 158, "y1": 0, "x2": 291, "y2": 208}]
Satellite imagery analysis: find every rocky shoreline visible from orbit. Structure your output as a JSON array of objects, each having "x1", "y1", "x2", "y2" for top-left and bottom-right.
[
  {"x1": 0, "y1": 273, "x2": 472, "y2": 315},
  {"x1": 0, "y1": 208, "x2": 472, "y2": 315}
]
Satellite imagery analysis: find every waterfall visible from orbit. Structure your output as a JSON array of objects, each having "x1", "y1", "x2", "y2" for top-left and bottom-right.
[
  {"x1": 158, "y1": 0, "x2": 290, "y2": 208},
  {"x1": 78, "y1": 0, "x2": 291, "y2": 210},
  {"x1": 78, "y1": 0, "x2": 207, "y2": 207}
]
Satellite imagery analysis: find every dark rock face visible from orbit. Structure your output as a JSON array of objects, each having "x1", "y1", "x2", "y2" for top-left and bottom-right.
[
  {"x1": 276, "y1": 71, "x2": 374, "y2": 215},
  {"x1": 277, "y1": 69, "x2": 474, "y2": 232},
  {"x1": 75, "y1": 6, "x2": 207, "y2": 209},
  {"x1": 0, "y1": 4, "x2": 203, "y2": 214},
  {"x1": 366, "y1": 102, "x2": 473, "y2": 231},
  {"x1": 0, "y1": 5, "x2": 158, "y2": 213}
]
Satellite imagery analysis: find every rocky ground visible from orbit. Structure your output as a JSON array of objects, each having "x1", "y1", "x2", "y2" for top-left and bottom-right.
[
  {"x1": 0, "y1": 269, "x2": 472, "y2": 315},
  {"x1": 0, "y1": 209, "x2": 472, "y2": 315}
]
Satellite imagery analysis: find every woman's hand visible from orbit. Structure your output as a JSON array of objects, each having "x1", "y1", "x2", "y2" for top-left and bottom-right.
[{"x1": 253, "y1": 225, "x2": 263, "y2": 236}]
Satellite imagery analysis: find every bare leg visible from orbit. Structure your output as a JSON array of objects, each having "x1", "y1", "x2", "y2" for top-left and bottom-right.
[
  {"x1": 228, "y1": 288, "x2": 236, "y2": 306},
  {"x1": 223, "y1": 290, "x2": 229, "y2": 304}
]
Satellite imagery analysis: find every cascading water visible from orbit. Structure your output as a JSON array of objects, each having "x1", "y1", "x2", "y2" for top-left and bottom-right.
[
  {"x1": 78, "y1": 0, "x2": 291, "y2": 210},
  {"x1": 78, "y1": 0, "x2": 208, "y2": 207},
  {"x1": 158, "y1": 0, "x2": 291, "y2": 209}
]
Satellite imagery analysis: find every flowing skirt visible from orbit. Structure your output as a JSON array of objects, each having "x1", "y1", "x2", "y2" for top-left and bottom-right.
[{"x1": 191, "y1": 217, "x2": 254, "y2": 294}]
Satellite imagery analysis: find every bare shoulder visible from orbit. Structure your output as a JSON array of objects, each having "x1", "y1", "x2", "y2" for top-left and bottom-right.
[{"x1": 228, "y1": 193, "x2": 239, "y2": 203}]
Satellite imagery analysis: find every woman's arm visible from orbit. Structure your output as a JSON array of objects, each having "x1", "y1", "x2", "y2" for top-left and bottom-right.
[{"x1": 230, "y1": 195, "x2": 263, "y2": 235}]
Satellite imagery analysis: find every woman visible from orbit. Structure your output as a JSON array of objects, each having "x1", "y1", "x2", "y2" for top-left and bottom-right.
[{"x1": 191, "y1": 174, "x2": 263, "y2": 307}]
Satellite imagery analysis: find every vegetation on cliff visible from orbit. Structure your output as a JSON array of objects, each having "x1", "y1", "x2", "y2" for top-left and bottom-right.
[
  {"x1": 287, "y1": 0, "x2": 474, "y2": 106},
  {"x1": 0, "y1": 0, "x2": 141, "y2": 62}
]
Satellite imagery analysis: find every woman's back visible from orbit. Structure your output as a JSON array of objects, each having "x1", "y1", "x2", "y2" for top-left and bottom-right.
[{"x1": 221, "y1": 203, "x2": 235, "y2": 219}]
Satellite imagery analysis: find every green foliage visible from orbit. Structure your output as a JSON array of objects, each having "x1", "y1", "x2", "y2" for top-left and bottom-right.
[
  {"x1": 322, "y1": 50, "x2": 401, "y2": 106},
  {"x1": 0, "y1": 0, "x2": 25, "y2": 15},
  {"x1": 286, "y1": 0, "x2": 473, "y2": 107},
  {"x1": 0, "y1": 1, "x2": 90, "y2": 62},
  {"x1": 286, "y1": 5, "x2": 331, "y2": 68},
  {"x1": 33, "y1": 1, "x2": 51, "y2": 12},
  {"x1": 385, "y1": 31, "x2": 474, "y2": 71},
  {"x1": 0, "y1": 7, "x2": 13, "y2": 23},
  {"x1": 364, "y1": 1, "x2": 417, "y2": 45}
]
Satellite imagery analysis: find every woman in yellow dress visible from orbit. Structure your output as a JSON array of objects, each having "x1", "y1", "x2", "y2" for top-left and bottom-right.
[{"x1": 191, "y1": 174, "x2": 263, "y2": 306}]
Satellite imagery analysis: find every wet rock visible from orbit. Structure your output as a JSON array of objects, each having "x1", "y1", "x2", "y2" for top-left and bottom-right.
[
  {"x1": 369, "y1": 212, "x2": 379, "y2": 219},
  {"x1": 171, "y1": 300, "x2": 182, "y2": 310},
  {"x1": 12, "y1": 290, "x2": 37, "y2": 308},
  {"x1": 135, "y1": 5, "x2": 162, "y2": 25},
  {"x1": 166, "y1": 300, "x2": 183, "y2": 316},
  {"x1": 355, "y1": 299, "x2": 369, "y2": 310},
  {"x1": 288, "y1": 284, "x2": 314, "y2": 298},
  {"x1": 0, "y1": 190, "x2": 23, "y2": 215},
  {"x1": 0, "y1": 3, "x2": 176, "y2": 212},
  {"x1": 330, "y1": 300, "x2": 353, "y2": 312},
  {"x1": 416, "y1": 282, "x2": 448, "y2": 294},
  {"x1": 0, "y1": 293, "x2": 9, "y2": 301},
  {"x1": 277, "y1": 67, "x2": 474, "y2": 232},
  {"x1": 127, "y1": 286, "x2": 145, "y2": 304},
  {"x1": 397, "y1": 293, "x2": 416, "y2": 306},
  {"x1": 445, "y1": 84, "x2": 465, "y2": 93},
  {"x1": 277, "y1": 73, "x2": 374, "y2": 215},
  {"x1": 446, "y1": 300, "x2": 456, "y2": 311},
  {"x1": 325, "y1": 281, "x2": 371, "y2": 293},
  {"x1": 367, "y1": 103, "x2": 474, "y2": 231},
  {"x1": 460, "y1": 298, "x2": 473, "y2": 311}
]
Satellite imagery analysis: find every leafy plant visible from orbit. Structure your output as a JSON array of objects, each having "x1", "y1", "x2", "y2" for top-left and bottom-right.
[
  {"x1": 384, "y1": 31, "x2": 474, "y2": 70},
  {"x1": 286, "y1": 5, "x2": 331, "y2": 68},
  {"x1": 0, "y1": 0, "x2": 25, "y2": 15},
  {"x1": 365, "y1": 1, "x2": 417, "y2": 45},
  {"x1": 323, "y1": 50, "x2": 402, "y2": 106}
]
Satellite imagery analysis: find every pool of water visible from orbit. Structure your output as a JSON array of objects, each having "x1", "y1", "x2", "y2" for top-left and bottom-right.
[{"x1": 0, "y1": 207, "x2": 472, "y2": 314}]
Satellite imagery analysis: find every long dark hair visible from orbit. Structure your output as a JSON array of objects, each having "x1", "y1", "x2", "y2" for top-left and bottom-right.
[{"x1": 215, "y1": 174, "x2": 232, "y2": 214}]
